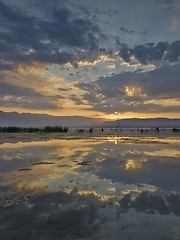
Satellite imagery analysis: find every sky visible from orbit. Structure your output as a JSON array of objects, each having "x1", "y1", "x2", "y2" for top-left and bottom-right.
[{"x1": 0, "y1": 0, "x2": 180, "y2": 120}]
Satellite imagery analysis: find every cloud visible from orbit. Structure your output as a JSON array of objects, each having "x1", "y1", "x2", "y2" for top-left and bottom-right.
[
  {"x1": 0, "y1": 0, "x2": 180, "y2": 116},
  {"x1": 70, "y1": 95, "x2": 84, "y2": 105},
  {"x1": 120, "y1": 27, "x2": 135, "y2": 35},
  {"x1": 120, "y1": 191, "x2": 180, "y2": 216},
  {"x1": 0, "y1": 190, "x2": 104, "y2": 239},
  {"x1": 14, "y1": 62, "x2": 48, "y2": 73},
  {"x1": 48, "y1": 94, "x2": 65, "y2": 100},
  {"x1": 0, "y1": 61, "x2": 14, "y2": 71},
  {"x1": 58, "y1": 88, "x2": 72, "y2": 92},
  {"x1": 0, "y1": 187, "x2": 179, "y2": 240},
  {"x1": 1, "y1": 0, "x2": 179, "y2": 71},
  {"x1": 0, "y1": 0, "x2": 109, "y2": 71},
  {"x1": 75, "y1": 64, "x2": 180, "y2": 114},
  {"x1": 0, "y1": 82, "x2": 60, "y2": 110},
  {"x1": 118, "y1": 41, "x2": 180, "y2": 65},
  {"x1": 0, "y1": 82, "x2": 40, "y2": 97}
]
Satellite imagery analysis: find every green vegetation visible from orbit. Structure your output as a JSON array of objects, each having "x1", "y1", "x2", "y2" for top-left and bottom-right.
[{"x1": 0, "y1": 126, "x2": 69, "y2": 133}]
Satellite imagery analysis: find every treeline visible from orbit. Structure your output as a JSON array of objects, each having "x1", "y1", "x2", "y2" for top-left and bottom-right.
[{"x1": 0, "y1": 126, "x2": 69, "y2": 133}]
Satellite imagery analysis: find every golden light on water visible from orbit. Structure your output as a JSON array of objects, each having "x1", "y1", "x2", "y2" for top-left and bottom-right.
[{"x1": 125, "y1": 159, "x2": 147, "y2": 170}]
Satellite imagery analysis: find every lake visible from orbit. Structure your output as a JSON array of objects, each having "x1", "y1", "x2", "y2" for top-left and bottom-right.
[{"x1": 0, "y1": 133, "x2": 180, "y2": 240}]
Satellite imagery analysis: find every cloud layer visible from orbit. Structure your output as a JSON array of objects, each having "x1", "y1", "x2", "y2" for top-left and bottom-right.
[
  {"x1": 75, "y1": 64, "x2": 180, "y2": 114},
  {"x1": 118, "y1": 41, "x2": 180, "y2": 65},
  {"x1": 0, "y1": 0, "x2": 108, "y2": 71},
  {"x1": 0, "y1": 0, "x2": 180, "y2": 117}
]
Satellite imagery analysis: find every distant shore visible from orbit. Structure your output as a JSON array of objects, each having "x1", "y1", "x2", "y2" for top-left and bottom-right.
[{"x1": 0, "y1": 130, "x2": 179, "y2": 145}]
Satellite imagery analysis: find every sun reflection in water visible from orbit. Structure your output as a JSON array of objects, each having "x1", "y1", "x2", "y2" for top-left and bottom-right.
[
  {"x1": 0, "y1": 136, "x2": 179, "y2": 210},
  {"x1": 125, "y1": 159, "x2": 147, "y2": 170}
]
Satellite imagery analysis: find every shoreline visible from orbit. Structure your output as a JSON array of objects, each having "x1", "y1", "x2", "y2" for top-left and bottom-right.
[{"x1": 0, "y1": 131, "x2": 180, "y2": 144}]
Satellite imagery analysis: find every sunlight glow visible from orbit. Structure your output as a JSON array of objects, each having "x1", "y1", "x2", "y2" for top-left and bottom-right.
[
  {"x1": 125, "y1": 86, "x2": 146, "y2": 97},
  {"x1": 125, "y1": 159, "x2": 147, "y2": 170},
  {"x1": 76, "y1": 55, "x2": 115, "y2": 67}
]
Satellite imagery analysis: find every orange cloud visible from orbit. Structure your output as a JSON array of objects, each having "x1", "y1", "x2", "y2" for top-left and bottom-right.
[
  {"x1": 14, "y1": 62, "x2": 48, "y2": 73},
  {"x1": 12, "y1": 182, "x2": 47, "y2": 195}
]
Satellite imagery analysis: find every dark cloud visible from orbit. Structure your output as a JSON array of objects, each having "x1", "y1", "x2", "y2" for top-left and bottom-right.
[
  {"x1": 0, "y1": 190, "x2": 105, "y2": 240},
  {"x1": 92, "y1": 101, "x2": 180, "y2": 115},
  {"x1": 119, "y1": 41, "x2": 180, "y2": 65},
  {"x1": 0, "y1": 0, "x2": 179, "y2": 116},
  {"x1": 120, "y1": 27, "x2": 135, "y2": 35},
  {"x1": 69, "y1": 72, "x2": 75, "y2": 76},
  {"x1": 1, "y1": 0, "x2": 179, "y2": 70},
  {"x1": 0, "y1": 82, "x2": 40, "y2": 97},
  {"x1": 0, "y1": 0, "x2": 109, "y2": 71},
  {"x1": 48, "y1": 94, "x2": 65, "y2": 100},
  {"x1": 0, "y1": 187, "x2": 179, "y2": 239},
  {"x1": 118, "y1": 44, "x2": 131, "y2": 63},
  {"x1": 120, "y1": 191, "x2": 180, "y2": 216},
  {"x1": 0, "y1": 82, "x2": 60, "y2": 110},
  {"x1": 70, "y1": 94, "x2": 84, "y2": 105},
  {"x1": 0, "y1": 61, "x2": 14, "y2": 71},
  {"x1": 58, "y1": 88, "x2": 72, "y2": 92},
  {"x1": 74, "y1": 82, "x2": 104, "y2": 104},
  {"x1": 76, "y1": 64, "x2": 180, "y2": 114}
]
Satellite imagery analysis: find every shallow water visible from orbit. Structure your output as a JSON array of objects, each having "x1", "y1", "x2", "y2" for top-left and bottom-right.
[{"x1": 0, "y1": 134, "x2": 180, "y2": 240}]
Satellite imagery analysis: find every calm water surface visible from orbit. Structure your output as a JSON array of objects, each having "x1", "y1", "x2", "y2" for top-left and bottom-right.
[{"x1": 0, "y1": 134, "x2": 180, "y2": 240}]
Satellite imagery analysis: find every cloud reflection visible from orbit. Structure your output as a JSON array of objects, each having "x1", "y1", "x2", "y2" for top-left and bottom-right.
[
  {"x1": 0, "y1": 136, "x2": 180, "y2": 239},
  {"x1": 0, "y1": 188, "x2": 179, "y2": 240}
]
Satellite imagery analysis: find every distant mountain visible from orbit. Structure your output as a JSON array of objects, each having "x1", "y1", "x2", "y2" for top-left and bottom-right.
[
  {"x1": 103, "y1": 118, "x2": 180, "y2": 128},
  {"x1": 0, "y1": 111, "x2": 179, "y2": 128},
  {"x1": 0, "y1": 111, "x2": 104, "y2": 128}
]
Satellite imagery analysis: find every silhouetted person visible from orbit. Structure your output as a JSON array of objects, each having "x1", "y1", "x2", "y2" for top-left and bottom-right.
[{"x1": 156, "y1": 127, "x2": 159, "y2": 133}]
